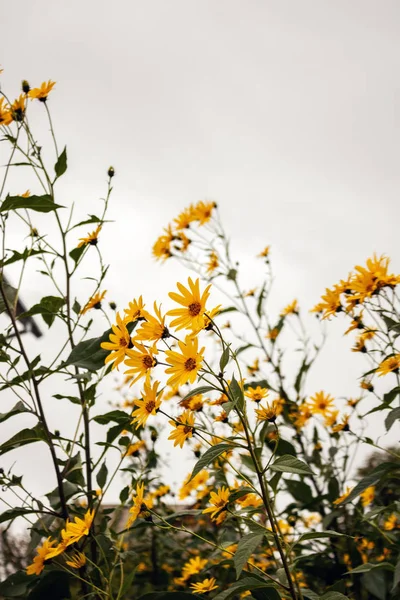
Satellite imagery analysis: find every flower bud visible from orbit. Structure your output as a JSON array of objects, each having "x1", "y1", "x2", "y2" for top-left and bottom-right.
[
  {"x1": 107, "y1": 166, "x2": 115, "y2": 178},
  {"x1": 22, "y1": 80, "x2": 30, "y2": 93}
]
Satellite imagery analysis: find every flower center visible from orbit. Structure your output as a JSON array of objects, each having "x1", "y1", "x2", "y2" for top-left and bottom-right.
[
  {"x1": 183, "y1": 425, "x2": 193, "y2": 434},
  {"x1": 188, "y1": 301, "x2": 202, "y2": 316},
  {"x1": 145, "y1": 400, "x2": 156, "y2": 413},
  {"x1": 142, "y1": 355, "x2": 154, "y2": 369},
  {"x1": 184, "y1": 357, "x2": 197, "y2": 371},
  {"x1": 119, "y1": 337, "x2": 128, "y2": 348},
  {"x1": 253, "y1": 393, "x2": 262, "y2": 401}
]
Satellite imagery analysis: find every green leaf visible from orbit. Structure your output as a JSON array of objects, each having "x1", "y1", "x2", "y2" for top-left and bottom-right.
[
  {"x1": 0, "y1": 194, "x2": 64, "y2": 213},
  {"x1": 19, "y1": 295, "x2": 65, "y2": 328},
  {"x1": 339, "y1": 462, "x2": 400, "y2": 505},
  {"x1": 69, "y1": 244, "x2": 86, "y2": 264},
  {"x1": 27, "y1": 570, "x2": 71, "y2": 599},
  {"x1": 270, "y1": 455, "x2": 313, "y2": 476},
  {"x1": 392, "y1": 556, "x2": 400, "y2": 592},
  {"x1": 0, "y1": 570, "x2": 33, "y2": 597},
  {"x1": 383, "y1": 386, "x2": 400, "y2": 405},
  {"x1": 345, "y1": 562, "x2": 394, "y2": 574},
  {"x1": 257, "y1": 282, "x2": 267, "y2": 318},
  {"x1": 229, "y1": 374, "x2": 244, "y2": 412},
  {"x1": 58, "y1": 452, "x2": 85, "y2": 486},
  {"x1": 0, "y1": 247, "x2": 46, "y2": 267},
  {"x1": 189, "y1": 443, "x2": 233, "y2": 482},
  {"x1": 0, "y1": 424, "x2": 46, "y2": 456},
  {"x1": 321, "y1": 594, "x2": 350, "y2": 600},
  {"x1": 218, "y1": 306, "x2": 238, "y2": 315},
  {"x1": 385, "y1": 407, "x2": 400, "y2": 431},
  {"x1": 0, "y1": 279, "x2": 18, "y2": 314},
  {"x1": 291, "y1": 530, "x2": 348, "y2": 549},
  {"x1": 0, "y1": 507, "x2": 38, "y2": 524},
  {"x1": 220, "y1": 345, "x2": 230, "y2": 371},
  {"x1": 227, "y1": 268, "x2": 237, "y2": 281},
  {"x1": 93, "y1": 410, "x2": 132, "y2": 425},
  {"x1": 180, "y1": 386, "x2": 216, "y2": 401},
  {"x1": 213, "y1": 577, "x2": 280, "y2": 600},
  {"x1": 120, "y1": 485, "x2": 129, "y2": 503},
  {"x1": 54, "y1": 146, "x2": 67, "y2": 178},
  {"x1": 234, "y1": 532, "x2": 264, "y2": 577},
  {"x1": 294, "y1": 358, "x2": 311, "y2": 393},
  {"x1": 53, "y1": 393, "x2": 82, "y2": 405},
  {"x1": 0, "y1": 364, "x2": 48, "y2": 390},
  {"x1": 0, "y1": 400, "x2": 30, "y2": 424},
  {"x1": 71, "y1": 214, "x2": 103, "y2": 229},
  {"x1": 96, "y1": 461, "x2": 108, "y2": 489},
  {"x1": 137, "y1": 594, "x2": 203, "y2": 600},
  {"x1": 285, "y1": 479, "x2": 313, "y2": 504}
]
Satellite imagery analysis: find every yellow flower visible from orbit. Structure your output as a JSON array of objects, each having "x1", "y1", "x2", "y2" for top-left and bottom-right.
[
  {"x1": 255, "y1": 401, "x2": 280, "y2": 422},
  {"x1": 290, "y1": 403, "x2": 313, "y2": 429},
  {"x1": 0, "y1": 97, "x2": 12, "y2": 126},
  {"x1": 168, "y1": 277, "x2": 211, "y2": 332},
  {"x1": 190, "y1": 577, "x2": 218, "y2": 594},
  {"x1": 168, "y1": 410, "x2": 195, "y2": 448},
  {"x1": 26, "y1": 537, "x2": 57, "y2": 575},
  {"x1": 28, "y1": 80, "x2": 56, "y2": 102},
  {"x1": 77, "y1": 225, "x2": 102, "y2": 248},
  {"x1": 10, "y1": 94, "x2": 26, "y2": 122},
  {"x1": 153, "y1": 226, "x2": 174, "y2": 261},
  {"x1": 206, "y1": 251, "x2": 219, "y2": 274},
  {"x1": 258, "y1": 245, "x2": 270, "y2": 258},
  {"x1": 165, "y1": 335, "x2": 205, "y2": 387},
  {"x1": 125, "y1": 440, "x2": 146, "y2": 456},
  {"x1": 333, "y1": 487, "x2": 352, "y2": 506},
  {"x1": 324, "y1": 410, "x2": 339, "y2": 428},
  {"x1": 21, "y1": 190, "x2": 30, "y2": 198},
  {"x1": 266, "y1": 327, "x2": 279, "y2": 341},
  {"x1": 135, "y1": 302, "x2": 170, "y2": 342},
  {"x1": 124, "y1": 296, "x2": 148, "y2": 322},
  {"x1": 124, "y1": 341, "x2": 158, "y2": 384},
  {"x1": 246, "y1": 358, "x2": 260, "y2": 374},
  {"x1": 360, "y1": 486, "x2": 375, "y2": 507},
  {"x1": 131, "y1": 380, "x2": 162, "y2": 428},
  {"x1": 309, "y1": 391, "x2": 335, "y2": 416},
  {"x1": 376, "y1": 354, "x2": 400, "y2": 376},
  {"x1": 101, "y1": 312, "x2": 133, "y2": 369},
  {"x1": 193, "y1": 200, "x2": 217, "y2": 224},
  {"x1": 352, "y1": 336, "x2": 367, "y2": 353},
  {"x1": 203, "y1": 486, "x2": 230, "y2": 521},
  {"x1": 182, "y1": 556, "x2": 208, "y2": 579},
  {"x1": 236, "y1": 493, "x2": 263, "y2": 508},
  {"x1": 65, "y1": 551, "x2": 86, "y2": 569},
  {"x1": 331, "y1": 414, "x2": 350, "y2": 433},
  {"x1": 280, "y1": 299, "x2": 298, "y2": 316},
  {"x1": 245, "y1": 386, "x2": 268, "y2": 402},
  {"x1": 127, "y1": 482, "x2": 147, "y2": 527},
  {"x1": 63, "y1": 509, "x2": 94, "y2": 545},
  {"x1": 383, "y1": 513, "x2": 398, "y2": 530},
  {"x1": 80, "y1": 290, "x2": 106, "y2": 315},
  {"x1": 312, "y1": 286, "x2": 342, "y2": 319},
  {"x1": 360, "y1": 378, "x2": 374, "y2": 392},
  {"x1": 344, "y1": 311, "x2": 364, "y2": 335}
]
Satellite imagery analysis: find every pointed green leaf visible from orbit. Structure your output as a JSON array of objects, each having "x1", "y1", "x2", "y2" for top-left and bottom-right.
[
  {"x1": 234, "y1": 532, "x2": 264, "y2": 578},
  {"x1": 189, "y1": 443, "x2": 233, "y2": 482},
  {"x1": 0, "y1": 401, "x2": 30, "y2": 424},
  {"x1": 270, "y1": 455, "x2": 313, "y2": 476},
  {"x1": 96, "y1": 461, "x2": 108, "y2": 489},
  {"x1": 0, "y1": 424, "x2": 46, "y2": 455},
  {"x1": 54, "y1": 146, "x2": 67, "y2": 178},
  {"x1": 0, "y1": 194, "x2": 64, "y2": 213}
]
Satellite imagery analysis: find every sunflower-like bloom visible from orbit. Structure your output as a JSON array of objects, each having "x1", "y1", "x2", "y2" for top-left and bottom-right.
[
  {"x1": 168, "y1": 410, "x2": 195, "y2": 448},
  {"x1": 309, "y1": 391, "x2": 335, "y2": 416},
  {"x1": 28, "y1": 80, "x2": 56, "y2": 102},
  {"x1": 165, "y1": 335, "x2": 205, "y2": 387},
  {"x1": 167, "y1": 277, "x2": 211, "y2": 332},
  {"x1": 193, "y1": 200, "x2": 217, "y2": 225},
  {"x1": 333, "y1": 487, "x2": 352, "y2": 506},
  {"x1": 125, "y1": 439, "x2": 146, "y2": 456},
  {"x1": 280, "y1": 299, "x2": 298, "y2": 316},
  {"x1": 206, "y1": 251, "x2": 219, "y2": 274},
  {"x1": 80, "y1": 290, "x2": 106, "y2": 315},
  {"x1": 258, "y1": 245, "x2": 270, "y2": 258},
  {"x1": 125, "y1": 341, "x2": 158, "y2": 384},
  {"x1": 360, "y1": 486, "x2": 375, "y2": 507},
  {"x1": 63, "y1": 509, "x2": 94, "y2": 545},
  {"x1": 383, "y1": 514, "x2": 398, "y2": 531},
  {"x1": 376, "y1": 354, "x2": 400, "y2": 376},
  {"x1": 0, "y1": 98, "x2": 12, "y2": 126},
  {"x1": 127, "y1": 482, "x2": 147, "y2": 527},
  {"x1": 10, "y1": 94, "x2": 26, "y2": 122},
  {"x1": 203, "y1": 486, "x2": 230, "y2": 521},
  {"x1": 311, "y1": 286, "x2": 342, "y2": 319},
  {"x1": 245, "y1": 386, "x2": 268, "y2": 403},
  {"x1": 135, "y1": 302, "x2": 169, "y2": 342},
  {"x1": 124, "y1": 296, "x2": 148, "y2": 322},
  {"x1": 174, "y1": 206, "x2": 196, "y2": 230},
  {"x1": 153, "y1": 225, "x2": 175, "y2": 261},
  {"x1": 182, "y1": 556, "x2": 208, "y2": 579},
  {"x1": 65, "y1": 551, "x2": 86, "y2": 569},
  {"x1": 77, "y1": 225, "x2": 102, "y2": 248},
  {"x1": 26, "y1": 537, "x2": 57, "y2": 575},
  {"x1": 290, "y1": 403, "x2": 313, "y2": 429},
  {"x1": 255, "y1": 400, "x2": 281, "y2": 422},
  {"x1": 101, "y1": 312, "x2": 133, "y2": 369},
  {"x1": 331, "y1": 414, "x2": 350, "y2": 432},
  {"x1": 131, "y1": 380, "x2": 162, "y2": 428}
]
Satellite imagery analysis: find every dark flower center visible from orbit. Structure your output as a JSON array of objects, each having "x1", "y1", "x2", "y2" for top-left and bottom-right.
[
  {"x1": 145, "y1": 400, "x2": 156, "y2": 413},
  {"x1": 183, "y1": 425, "x2": 193, "y2": 435},
  {"x1": 184, "y1": 357, "x2": 197, "y2": 371},
  {"x1": 143, "y1": 355, "x2": 154, "y2": 369},
  {"x1": 188, "y1": 302, "x2": 202, "y2": 316}
]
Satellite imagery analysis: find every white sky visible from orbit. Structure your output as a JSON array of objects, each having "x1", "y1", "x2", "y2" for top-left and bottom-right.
[{"x1": 1, "y1": 1, "x2": 399, "y2": 512}]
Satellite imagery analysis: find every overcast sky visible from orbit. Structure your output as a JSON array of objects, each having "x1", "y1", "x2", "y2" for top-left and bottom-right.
[{"x1": 1, "y1": 1, "x2": 399, "y2": 511}]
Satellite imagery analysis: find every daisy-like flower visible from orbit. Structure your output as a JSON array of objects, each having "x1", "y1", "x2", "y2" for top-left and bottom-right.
[
  {"x1": 193, "y1": 200, "x2": 217, "y2": 224},
  {"x1": 344, "y1": 311, "x2": 364, "y2": 335},
  {"x1": 10, "y1": 94, "x2": 26, "y2": 122},
  {"x1": 26, "y1": 537, "x2": 57, "y2": 575},
  {"x1": 280, "y1": 299, "x2": 298, "y2": 317},
  {"x1": 182, "y1": 556, "x2": 208, "y2": 579},
  {"x1": 174, "y1": 206, "x2": 196, "y2": 230},
  {"x1": 130, "y1": 380, "x2": 162, "y2": 428},
  {"x1": 165, "y1": 335, "x2": 205, "y2": 387},
  {"x1": 255, "y1": 400, "x2": 281, "y2": 422},
  {"x1": 125, "y1": 440, "x2": 146, "y2": 456},
  {"x1": 135, "y1": 302, "x2": 170, "y2": 342},
  {"x1": 167, "y1": 277, "x2": 211, "y2": 332},
  {"x1": 101, "y1": 312, "x2": 133, "y2": 369},
  {"x1": 360, "y1": 486, "x2": 375, "y2": 507},
  {"x1": 245, "y1": 385, "x2": 268, "y2": 403},
  {"x1": 309, "y1": 391, "x2": 335, "y2": 416},
  {"x1": 0, "y1": 97, "x2": 12, "y2": 126},
  {"x1": 127, "y1": 482, "x2": 147, "y2": 527},
  {"x1": 124, "y1": 296, "x2": 148, "y2": 323},
  {"x1": 247, "y1": 358, "x2": 260, "y2": 374},
  {"x1": 168, "y1": 410, "x2": 195, "y2": 448},
  {"x1": 80, "y1": 290, "x2": 106, "y2": 315},
  {"x1": 383, "y1": 513, "x2": 398, "y2": 531},
  {"x1": 65, "y1": 551, "x2": 86, "y2": 569},
  {"x1": 376, "y1": 354, "x2": 400, "y2": 376},
  {"x1": 206, "y1": 251, "x2": 219, "y2": 274},
  {"x1": 333, "y1": 487, "x2": 352, "y2": 506},
  {"x1": 266, "y1": 327, "x2": 279, "y2": 341},
  {"x1": 77, "y1": 225, "x2": 102, "y2": 248},
  {"x1": 203, "y1": 486, "x2": 230, "y2": 521},
  {"x1": 124, "y1": 341, "x2": 158, "y2": 385},
  {"x1": 258, "y1": 245, "x2": 270, "y2": 258},
  {"x1": 331, "y1": 414, "x2": 350, "y2": 432},
  {"x1": 63, "y1": 509, "x2": 94, "y2": 545},
  {"x1": 311, "y1": 286, "x2": 342, "y2": 319},
  {"x1": 153, "y1": 225, "x2": 175, "y2": 261},
  {"x1": 28, "y1": 80, "x2": 56, "y2": 102},
  {"x1": 174, "y1": 231, "x2": 191, "y2": 252}
]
